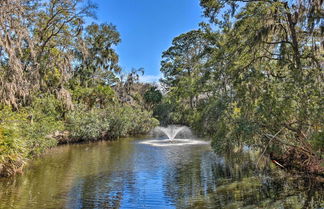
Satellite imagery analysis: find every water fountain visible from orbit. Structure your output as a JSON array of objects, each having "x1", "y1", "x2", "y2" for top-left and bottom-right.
[
  {"x1": 152, "y1": 125, "x2": 192, "y2": 140},
  {"x1": 140, "y1": 125, "x2": 209, "y2": 147}
]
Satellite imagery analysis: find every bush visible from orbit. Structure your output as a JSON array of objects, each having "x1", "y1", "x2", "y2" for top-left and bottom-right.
[
  {"x1": 66, "y1": 104, "x2": 159, "y2": 141},
  {"x1": 0, "y1": 125, "x2": 26, "y2": 177},
  {"x1": 0, "y1": 94, "x2": 159, "y2": 177},
  {"x1": 123, "y1": 106, "x2": 159, "y2": 135},
  {"x1": 72, "y1": 85, "x2": 117, "y2": 108},
  {"x1": 66, "y1": 105, "x2": 109, "y2": 141},
  {"x1": 22, "y1": 95, "x2": 64, "y2": 156},
  {"x1": 0, "y1": 96, "x2": 63, "y2": 176}
]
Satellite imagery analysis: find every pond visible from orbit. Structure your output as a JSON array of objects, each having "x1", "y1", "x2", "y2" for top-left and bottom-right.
[{"x1": 0, "y1": 136, "x2": 323, "y2": 209}]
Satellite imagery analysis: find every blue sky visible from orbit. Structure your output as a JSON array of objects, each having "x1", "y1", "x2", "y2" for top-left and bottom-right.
[{"x1": 93, "y1": 0, "x2": 204, "y2": 82}]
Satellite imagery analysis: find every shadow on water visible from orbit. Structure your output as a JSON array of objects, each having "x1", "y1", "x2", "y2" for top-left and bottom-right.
[{"x1": 0, "y1": 137, "x2": 323, "y2": 209}]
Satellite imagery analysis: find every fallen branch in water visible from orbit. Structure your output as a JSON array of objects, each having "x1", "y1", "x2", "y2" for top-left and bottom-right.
[
  {"x1": 263, "y1": 134, "x2": 324, "y2": 176},
  {"x1": 271, "y1": 159, "x2": 285, "y2": 168},
  {"x1": 256, "y1": 128, "x2": 284, "y2": 168},
  {"x1": 265, "y1": 134, "x2": 318, "y2": 157}
]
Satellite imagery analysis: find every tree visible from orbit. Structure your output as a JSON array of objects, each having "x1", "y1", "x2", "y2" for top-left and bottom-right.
[
  {"x1": 0, "y1": 0, "x2": 97, "y2": 109},
  {"x1": 115, "y1": 68, "x2": 145, "y2": 105},
  {"x1": 74, "y1": 23, "x2": 121, "y2": 87},
  {"x1": 157, "y1": 0, "x2": 323, "y2": 174},
  {"x1": 0, "y1": 0, "x2": 160, "y2": 178},
  {"x1": 197, "y1": 0, "x2": 323, "y2": 174},
  {"x1": 143, "y1": 86, "x2": 162, "y2": 110},
  {"x1": 160, "y1": 30, "x2": 211, "y2": 110},
  {"x1": 0, "y1": 0, "x2": 37, "y2": 108}
]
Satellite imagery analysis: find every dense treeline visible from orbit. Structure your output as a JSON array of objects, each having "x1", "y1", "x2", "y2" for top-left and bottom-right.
[
  {"x1": 0, "y1": 0, "x2": 159, "y2": 177},
  {"x1": 1, "y1": 0, "x2": 322, "y2": 178},
  {"x1": 157, "y1": 0, "x2": 323, "y2": 175}
]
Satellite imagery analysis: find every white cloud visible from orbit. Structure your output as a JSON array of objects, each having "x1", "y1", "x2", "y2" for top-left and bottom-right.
[{"x1": 139, "y1": 73, "x2": 163, "y2": 83}]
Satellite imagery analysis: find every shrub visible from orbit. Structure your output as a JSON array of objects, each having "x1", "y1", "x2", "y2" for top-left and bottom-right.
[
  {"x1": 66, "y1": 104, "x2": 159, "y2": 141},
  {"x1": 0, "y1": 125, "x2": 26, "y2": 177},
  {"x1": 0, "y1": 96, "x2": 63, "y2": 176},
  {"x1": 66, "y1": 105, "x2": 110, "y2": 141},
  {"x1": 22, "y1": 95, "x2": 64, "y2": 156}
]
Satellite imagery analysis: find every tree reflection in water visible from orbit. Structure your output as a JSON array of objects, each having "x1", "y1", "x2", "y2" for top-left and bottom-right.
[
  {"x1": 0, "y1": 138, "x2": 323, "y2": 209},
  {"x1": 163, "y1": 147, "x2": 323, "y2": 209}
]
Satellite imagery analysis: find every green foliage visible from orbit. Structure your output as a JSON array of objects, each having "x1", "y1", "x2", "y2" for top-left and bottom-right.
[
  {"x1": 66, "y1": 105, "x2": 109, "y2": 141},
  {"x1": 0, "y1": 125, "x2": 26, "y2": 177},
  {"x1": 153, "y1": 102, "x2": 176, "y2": 126},
  {"x1": 0, "y1": 109, "x2": 27, "y2": 176},
  {"x1": 72, "y1": 85, "x2": 117, "y2": 108},
  {"x1": 22, "y1": 98, "x2": 63, "y2": 156},
  {"x1": 0, "y1": 107, "x2": 28, "y2": 164},
  {"x1": 74, "y1": 23, "x2": 121, "y2": 87},
  {"x1": 124, "y1": 107, "x2": 159, "y2": 135},
  {"x1": 144, "y1": 86, "x2": 162, "y2": 109},
  {"x1": 0, "y1": 126, "x2": 26, "y2": 163},
  {"x1": 0, "y1": 96, "x2": 64, "y2": 176},
  {"x1": 31, "y1": 94, "x2": 64, "y2": 119},
  {"x1": 66, "y1": 105, "x2": 159, "y2": 141},
  {"x1": 160, "y1": 30, "x2": 211, "y2": 111},
  {"x1": 0, "y1": 0, "x2": 161, "y2": 177},
  {"x1": 0, "y1": 85, "x2": 158, "y2": 177},
  {"x1": 158, "y1": 0, "x2": 323, "y2": 164},
  {"x1": 309, "y1": 132, "x2": 324, "y2": 153}
]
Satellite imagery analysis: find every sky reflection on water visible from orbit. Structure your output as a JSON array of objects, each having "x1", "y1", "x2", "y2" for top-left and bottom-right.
[{"x1": 0, "y1": 137, "x2": 323, "y2": 209}]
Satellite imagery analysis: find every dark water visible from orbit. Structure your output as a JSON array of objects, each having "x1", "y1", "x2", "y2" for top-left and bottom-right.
[{"x1": 0, "y1": 137, "x2": 323, "y2": 209}]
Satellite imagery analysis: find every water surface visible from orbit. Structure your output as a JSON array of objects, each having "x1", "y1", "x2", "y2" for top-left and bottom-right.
[{"x1": 0, "y1": 137, "x2": 323, "y2": 208}]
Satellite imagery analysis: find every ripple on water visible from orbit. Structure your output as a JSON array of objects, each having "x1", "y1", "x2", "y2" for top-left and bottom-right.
[{"x1": 0, "y1": 137, "x2": 323, "y2": 209}]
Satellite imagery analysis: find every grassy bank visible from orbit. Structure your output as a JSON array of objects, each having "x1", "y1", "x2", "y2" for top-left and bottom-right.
[{"x1": 0, "y1": 96, "x2": 158, "y2": 177}]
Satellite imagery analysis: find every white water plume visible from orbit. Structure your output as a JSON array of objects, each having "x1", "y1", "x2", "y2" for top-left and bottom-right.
[
  {"x1": 140, "y1": 125, "x2": 209, "y2": 147},
  {"x1": 152, "y1": 125, "x2": 192, "y2": 140}
]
